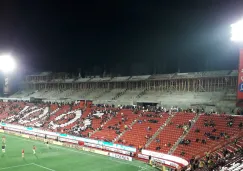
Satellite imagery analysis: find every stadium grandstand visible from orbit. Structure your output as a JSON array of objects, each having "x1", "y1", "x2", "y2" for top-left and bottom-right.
[
  {"x1": 12, "y1": 70, "x2": 237, "y2": 113},
  {"x1": 0, "y1": 69, "x2": 242, "y2": 171}
]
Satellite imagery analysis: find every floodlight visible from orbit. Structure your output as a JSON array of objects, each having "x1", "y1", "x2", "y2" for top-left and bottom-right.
[
  {"x1": 0, "y1": 54, "x2": 16, "y2": 73},
  {"x1": 231, "y1": 19, "x2": 243, "y2": 42}
]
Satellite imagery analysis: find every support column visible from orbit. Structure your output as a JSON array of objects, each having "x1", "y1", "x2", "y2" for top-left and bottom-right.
[{"x1": 3, "y1": 76, "x2": 10, "y2": 96}]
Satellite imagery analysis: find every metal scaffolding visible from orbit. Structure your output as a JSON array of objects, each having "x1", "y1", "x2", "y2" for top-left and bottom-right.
[{"x1": 25, "y1": 76, "x2": 237, "y2": 93}]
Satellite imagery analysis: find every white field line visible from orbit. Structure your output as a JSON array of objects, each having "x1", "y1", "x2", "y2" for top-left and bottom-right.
[
  {"x1": 138, "y1": 167, "x2": 147, "y2": 171},
  {"x1": 0, "y1": 163, "x2": 32, "y2": 170},
  {"x1": 2, "y1": 133, "x2": 150, "y2": 170},
  {"x1": 31, "y1": 163, "x2": 56, "y2": 171}
]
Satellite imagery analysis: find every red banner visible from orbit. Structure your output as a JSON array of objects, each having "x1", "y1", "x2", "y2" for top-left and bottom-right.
[{"x1": 237, "y1": 49, "x2": 243, "y2": 103}]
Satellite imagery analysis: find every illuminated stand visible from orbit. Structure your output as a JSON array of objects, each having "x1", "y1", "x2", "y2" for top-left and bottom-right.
[{"x1": 0, "y1": 54, "x2": 16, "y2": 96}]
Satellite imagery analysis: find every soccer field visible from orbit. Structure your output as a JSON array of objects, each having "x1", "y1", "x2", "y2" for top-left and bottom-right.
[{"x1": 0, "y1": 133, "x2": 157, "y2": 171}]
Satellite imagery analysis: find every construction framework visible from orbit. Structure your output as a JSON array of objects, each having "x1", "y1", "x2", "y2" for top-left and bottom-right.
[{"x1": 25, "y1": 71, "x2": 237, "y2": 93}]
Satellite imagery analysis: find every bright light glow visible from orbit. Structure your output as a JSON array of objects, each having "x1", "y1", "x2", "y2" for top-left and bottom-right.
[
  {"x1": 231, "y1": 19, "x2": 243, "y2": 42},
  {"x1": 0, "y1": 54, "x2": 16, "y2": 73}
]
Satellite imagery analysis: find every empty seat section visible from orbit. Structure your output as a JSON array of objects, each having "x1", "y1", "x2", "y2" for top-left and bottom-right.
[
  {"x1": 116, "y1": 113, "x2": 169, "y2": 148},
  {"x1": 148, "y1": 113, "x2": 195, "y2": 153}
]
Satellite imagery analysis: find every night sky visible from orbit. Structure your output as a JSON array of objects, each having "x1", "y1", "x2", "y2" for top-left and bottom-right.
[{"x1": 0, "y1": 0, "x2": 243, "y2": 76}]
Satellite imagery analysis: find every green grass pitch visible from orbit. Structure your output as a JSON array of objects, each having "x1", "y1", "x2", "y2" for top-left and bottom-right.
[{"x1": 0, "y1": 133, "x2": 157, "y2": 171}]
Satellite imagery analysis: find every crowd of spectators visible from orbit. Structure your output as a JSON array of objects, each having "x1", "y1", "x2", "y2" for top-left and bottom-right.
[
  {"x1": 69, "y1": 107, "x2": 120, "y2": 139},
  {"x1": 182, "y1": 147, "x2": 243, "y2": 171},
  {"x1": 1, "y1": 100, "x2": 243, "y2": 171}
]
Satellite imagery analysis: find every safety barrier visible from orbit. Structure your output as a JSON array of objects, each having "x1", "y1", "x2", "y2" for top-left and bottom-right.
[
  {"x1": 141, "y1": 149, "x2": 188, "y2": 167},
  {"x1": 109, "y1": 153, "x2": 133, "y2": 161},
  {"x1": 0, "y1": 122, "x2": 136, "y2": 152}
]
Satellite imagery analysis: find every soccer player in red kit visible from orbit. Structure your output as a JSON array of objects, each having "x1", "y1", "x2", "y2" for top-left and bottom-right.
[
  {"x1": 2, "y1": 136, "x2": 6, "y2": 144},
  {"x1": 33, "y1": 145, "x2": 36, "y2": 154},
  {"x1": 22, "y1": 149, "x2": 24, "y2": 158}
]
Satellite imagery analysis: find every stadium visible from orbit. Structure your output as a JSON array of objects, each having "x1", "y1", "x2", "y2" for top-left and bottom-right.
[
  {"x1": 0, "y1": 67, "x2": 242, "y2": 171},
  {"x1": 1, "y1": 2, "x2": 243, "y2": 171}
]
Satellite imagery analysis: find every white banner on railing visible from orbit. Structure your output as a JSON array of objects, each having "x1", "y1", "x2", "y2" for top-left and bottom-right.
[
  {"x1": 137, "y1": 154, "x2": 179, "y2": 169},
  {"x1": 152, "y1": 157, "x2": 179, "y2": 169},
  {"x1": 141, "y1": 149, "x2": 188, "y2": 166},
  {"x1": 84, "y1": 142, "x2": 103, "y2": 149},
  {"x1": 109, "y1": 153, "x2": 132, "y2": 161},
  {"x1": 59, "y1": 137, "x2": 78, "y2": 144},
  {"x1": 104, "y1": 146, "x2": 131, "y2": 156},
  {"x1": 84, "y1": 142, "x2": 132, "y2": 156},
  {"x1": 82, "y1": 147, "x2": 108, "y2": 156}
]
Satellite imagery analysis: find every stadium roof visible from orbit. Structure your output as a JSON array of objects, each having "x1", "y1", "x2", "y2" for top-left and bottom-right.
[{"x1": 28, "y1": 72, "x2": 52, "y2": 76}]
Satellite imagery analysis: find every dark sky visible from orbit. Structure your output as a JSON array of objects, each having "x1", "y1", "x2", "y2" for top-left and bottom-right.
[{"x1": 0, "y1": 0, "x2": 243, "y2": 76}]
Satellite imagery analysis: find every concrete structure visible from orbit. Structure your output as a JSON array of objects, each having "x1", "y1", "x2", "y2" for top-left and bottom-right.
[{"x1": 10, "y1": 70, "x2": 238, "y2": 113}]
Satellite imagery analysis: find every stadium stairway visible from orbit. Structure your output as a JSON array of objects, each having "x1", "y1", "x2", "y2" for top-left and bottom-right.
[
  {"x1": 194, "y1": 137, "x2": 243, "y2": 171},
  {"x1": 172, "y1": 114, "x2": 243, "y2": 160},
  {"x1": 64, "y1": 89, "x2": 75, "y2": 97},
  {"x1": 111, "y1": 89, "x2": 128, "y2": 100},
  {"x1": 145, "y1": 113, "x2": 175, "y2": 148},
  {"x1": 135, "y1": 89, "x2": 147, "y2": 99},
  {"x1": 112, "y1": 113, "x2": 140, "y2": 143},
  {"x1": 61, "y1": 89, "x2": 76, "y2": 98},
  {"x1": 90, "y1": 109, "x2": 137, "y2": 141},
  {"x1": 116, "y1": 112, "x2": 170, "y2": 149},
  {"x1": 38, "y1": 90, "x2": 51, "y2": 98},
  {"x1": 81, "y1": 107, "x2": 90, "y2": 119},
  {"x1": 146, "y1": 112, "x2": 195, "y2": 153},
  {"x1": 83, "y1": 89, "x2": 95, "y2": 98},
  {"x1": 81, "y1": 107, "x2": 113, "y2": 136},
  {"x1": 52, "y1": 90, "x2": 62, "y2": 98},
  {"x1": 201, "y1": 137, "x2": 243, "y2": 162},
  {"x1": 42, "y1": 108, "x2": 60, "y2": 128},
  {"x1": 168, "y1": 113, "x2": 200, "y2": 154},
  {"x1": 9, "y1": 90, "x2": 21, "y2": 97},
  {"x1": 94, "y1": 89, "x2": 111, "y2": 100},
  {"x1": 236, "y1": 139, "x2": 243, "y2": 148},
  {"x1": 50, "y1": 104, "x2": 59, "y2": 112}
]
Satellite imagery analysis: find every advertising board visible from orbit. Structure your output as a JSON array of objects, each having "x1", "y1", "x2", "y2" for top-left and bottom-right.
[
  {"x1": 138, "y1": 154, "x2": 179, "y2": 169},
  {"x1": 109, "y1": 153, "x2": 132, "y2": 161},
  {"x1": 1, "y1": 122, "x2": 136, "y2": 152},
  {"x1": 142, "y1": 149, "x2": 188, "y2": 166}
]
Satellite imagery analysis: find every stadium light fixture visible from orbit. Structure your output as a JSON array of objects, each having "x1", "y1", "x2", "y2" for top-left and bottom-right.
[
  {"x1": 0, "y1": 54, "x2": 16, "y2": 73},
  {"x1": 231, "y1": 19, "x2": 243, "y2": 42}
]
